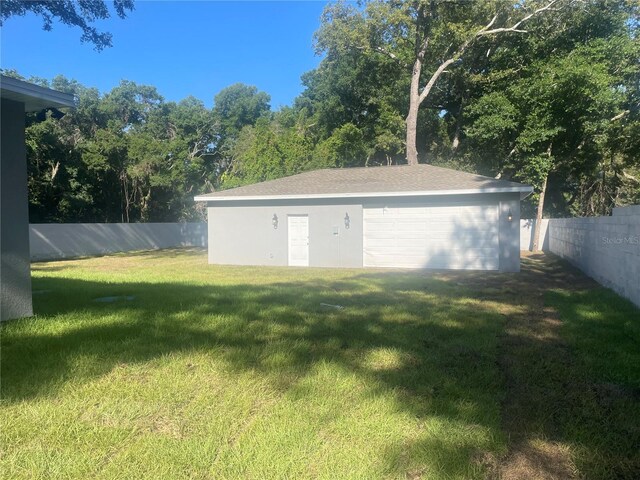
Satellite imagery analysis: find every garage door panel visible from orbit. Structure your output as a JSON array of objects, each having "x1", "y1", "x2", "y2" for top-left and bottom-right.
[
  {"x1": 364, "y1": 224, "x2": 495, "y2": 234},
  {"x1": 395, "y1": 223, "x2": 428, "y2": 232},
  {"x1": 366, "y1": 233, "x2": 498, "y2": 244},
  {"x1": 426, "y1": 239, "x2": 498, "y2": 249},
  {"x1": 395, "y1": 238, "x2": 429, "y2": 248},
  {"x1": 426, "y1": 257, "x2": 499, "y2": 270},
  {"x1": 363, "y1": 204, "x2": 499, "y2": 270},
  {"x1": 363, "y1": 255, "x2": 498, "y2": 270},
  {"x1": 364, "y1": 222, "x2": 396, "y2": 229},
  {"x1": 366, "y1": 238, "x2": 399, "y2": 247}
]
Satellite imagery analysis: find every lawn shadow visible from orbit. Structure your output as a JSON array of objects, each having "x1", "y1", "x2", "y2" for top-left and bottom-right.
[
  {"x1": 3, "y1": 253, "x2": 638, "y2": 478},
  {"x1": 335, "y1": 254, "x2": 640, "y2": 478},
  {"x1": 3, "y1": 267, "x2": 512, "y2": 478},
  {"x1": 443, "y1": 253, "x2": 639, "y2": 479}
]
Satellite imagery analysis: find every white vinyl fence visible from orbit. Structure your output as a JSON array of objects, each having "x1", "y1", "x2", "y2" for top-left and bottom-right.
[{"x1": 30, "y1": 223, "x2": 207, "y2": 261}]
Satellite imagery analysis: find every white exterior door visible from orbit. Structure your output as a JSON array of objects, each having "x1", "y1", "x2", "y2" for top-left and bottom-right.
[
  {"x1": 363, "y1": 204, "x2": 499, "y2": 270},
  {"x1": 288, "y1": 215, "x2": 309, "y2": 266}
]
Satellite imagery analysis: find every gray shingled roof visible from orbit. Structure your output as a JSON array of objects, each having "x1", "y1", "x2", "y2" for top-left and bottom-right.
[{"x1": 195, "y1": 164, "x2": 532, "y2": 202}]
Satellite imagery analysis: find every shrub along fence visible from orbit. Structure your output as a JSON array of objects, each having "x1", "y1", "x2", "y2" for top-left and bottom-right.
[{"x1": 30, "y1": 223, "x2": 207, "y2": 261}]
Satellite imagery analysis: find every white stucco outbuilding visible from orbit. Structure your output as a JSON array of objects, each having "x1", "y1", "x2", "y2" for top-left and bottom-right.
[
  {"x1": 1, "y1": 75, "x2": 75, "y2": 321},
  {"x1": 196, "y1": 164, "x2": 533, "y2": 272}
]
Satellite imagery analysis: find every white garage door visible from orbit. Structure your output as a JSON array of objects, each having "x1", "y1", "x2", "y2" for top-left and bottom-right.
[{"x1": 363, "y1": 204, "x2": 499, "y2": 270}]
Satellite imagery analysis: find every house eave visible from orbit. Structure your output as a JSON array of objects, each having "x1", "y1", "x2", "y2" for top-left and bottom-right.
[
  {"x1": 195, "y1": 186, "x2": 534, "y2": 203},
  {"x1": 1, "y1": 75, "x2": 76, "y2": 112}
]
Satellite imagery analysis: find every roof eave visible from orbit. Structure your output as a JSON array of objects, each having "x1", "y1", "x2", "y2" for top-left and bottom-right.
[
  {"x1": 1, "y1": 75, "x2": 76, "y2": 112},
  {"x1": 519, "y1": 188, "x2": 534, "y2": 200},
  {"x1": 194, "y1": 186, "x2": 534, "y2": 203}
]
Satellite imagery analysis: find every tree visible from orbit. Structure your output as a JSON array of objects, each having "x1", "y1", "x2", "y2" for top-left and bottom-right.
[
  {"x1": 211, "y1": 83, "x2": 271, "y2": 175},
  {"x1": 0, "y1": 0, "x2": 135, "y2": 51},
  {"x1": 22, "y1": 74, "x2": 217, "y2": 223},
  {"x1": 213, "y1": 84, "x2": 271, "y2": 139},
  {"x1": 316, "y1": 0, "x2": 565, "y2": 165},
  {"x1": 166, "y1": 97, "x2": 217, "y2": 218},
  {"x1": 313, "y1": 123, "x2": 370, "y2": 168},
  {"x1": 296, "y1": 45, "x2": 408, "y2": 166},
  {"x1": 464, "y1": 1, "x2": 639, "y2": 249},
  {"x1": 222, "y1": 116, "x2": 315, "y2": 188}
]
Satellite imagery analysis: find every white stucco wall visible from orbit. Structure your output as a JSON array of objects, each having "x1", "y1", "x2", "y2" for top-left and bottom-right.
[
  {"x1": 207, "y1": 200, "x2": 364, "y2": 268},
  {"x1": 29, "y1": 223, "x2": 207, "y2": 261}
]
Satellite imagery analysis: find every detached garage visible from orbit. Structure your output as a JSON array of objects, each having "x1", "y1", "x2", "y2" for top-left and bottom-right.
[{"x1": 195, "y1": 165, "x2": 532, "y2": 272}]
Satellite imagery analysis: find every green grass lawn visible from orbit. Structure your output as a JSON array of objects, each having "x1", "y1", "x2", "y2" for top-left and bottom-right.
[{"x1": 1, "y1": 249, "x2": 638, "y2": 479}]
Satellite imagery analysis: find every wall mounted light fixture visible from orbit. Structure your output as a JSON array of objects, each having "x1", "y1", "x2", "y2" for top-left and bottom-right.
[
  {"x1": 344, "y1": 212, "x2": 350, "y2": 229},
  {"x1": 272, "y1": 214, "x2": 278, "y2": 229},
  {"x1": 507, "y1": 209, "x2": 513, "y2": 222}
]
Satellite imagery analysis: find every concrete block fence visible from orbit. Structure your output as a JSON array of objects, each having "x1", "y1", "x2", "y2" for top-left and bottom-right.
[
  {"x1": 546, "y1": 206, "x2": 639, "y2": 307},
  {"x1": 521, "y1": 206, "x2": 639, "y2": 307},
  {"x1": 29, "y1": 210, "x2": 639, "y2": 307},
  {"x1": 519, "y1": 219, "x2": 549, "y2": 251},
  {"x1": 30, "y1": 222, "x2": 207, "y2": 261}
]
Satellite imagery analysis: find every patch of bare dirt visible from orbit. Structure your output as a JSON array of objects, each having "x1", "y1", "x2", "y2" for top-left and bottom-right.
[{"x1": 496, "y1": 440, "x2": 577, "y2": 480}]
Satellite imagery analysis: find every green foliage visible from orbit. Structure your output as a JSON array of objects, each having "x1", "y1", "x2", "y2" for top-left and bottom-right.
[
  {"x1": 0, "y1": 0, "x2": 134, "y2": 50},
  {"x1": 313, "y1": 123, "x2": 370, "y2": 168},
  {"x1": 213, "y1": 84, "x2": 271, "y2": 137},
  {"x1": 465, "y1": 93, "x2": 518, "y2": 143},
  {"x1": 212, "y1": 83, "x2": 271, "y2": 161},
  {"x1": 11, "y1": 0, "x2": 640, "y2": 222},
  {"x1": 296, "y1": 47, "x2": 407, "y2": 165},
  {"x1": 20, "y1": 76, "x2": 218, "y2": 223},
  {"x1": 222, "y1": 117, "x2": 315, "y2": 188},
  {"x1": 461, "y1": 0, "x2": 639, "y2": 215}
]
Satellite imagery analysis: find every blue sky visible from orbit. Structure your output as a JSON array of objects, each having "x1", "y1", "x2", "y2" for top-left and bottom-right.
[{"x1": 1, "y1": 1, "x2": 330, "y2": 109}]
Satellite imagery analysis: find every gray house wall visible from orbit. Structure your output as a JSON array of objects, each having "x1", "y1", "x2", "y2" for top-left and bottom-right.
[
  {"x1": 206, "y1": 192, "x2": 521, "y2": 271},
  {"x1": 520, "y1": 219, "x2": 550, "y2": 251},
  {"x1": 207, "y1": 200, "x2": 363, "y2": 268},
  {"x1": 1, "y1": 99, "x2": 33, "y2": 321},
  {"x1": 498, "y1": 195, "x2": 521, "y2": 272}
]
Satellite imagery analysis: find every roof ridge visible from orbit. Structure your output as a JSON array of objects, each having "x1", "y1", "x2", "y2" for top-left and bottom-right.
[{"x1": 293, "y1": 163, "x2": 500, "y2": 183}]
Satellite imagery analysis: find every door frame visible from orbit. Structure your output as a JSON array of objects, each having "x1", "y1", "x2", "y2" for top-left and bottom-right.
[{"x1": 287, "y1": 214, "x2": 309, "y2": 266}]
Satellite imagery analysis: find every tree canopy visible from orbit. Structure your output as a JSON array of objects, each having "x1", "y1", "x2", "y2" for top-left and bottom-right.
[
  {"x1": 0, "y1": 0, "x2": 135, "y2": 50},
  {"x1": 4, "y1": 0, "x2": 638, "y2": 225},
  {"x1": 314, "y1": 0, "x2": 573, "y2": 165}
]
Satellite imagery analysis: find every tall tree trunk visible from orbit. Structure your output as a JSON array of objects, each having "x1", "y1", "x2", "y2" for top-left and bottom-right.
[
  {"x1": 406, "y1": 58, "x2": 422, "y2": 166},
  {"x1": 401, "y1": 2, "x2": 559, "y2": 167},
  {"x1": 140, "y1": 186, "x2": 152, "y2": 222},
  {"x1": 451, "y1": 103, "x2": 463, "y2": 152},
  {"x1": 451, "y1": 120, "x2": 461, "y2": 151},
  {"x1": 601, "y1": 161, "x2": 607, "y2": 216},
  {"x1": 121, "y1": 172, "x2": 131, "y2": 223},
  {"x1": 50, "y1": 161, "x2": 60, "y2": 183},
  {"x1": 532, "y1": 172, "x2": 548, "y2": 252}
]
